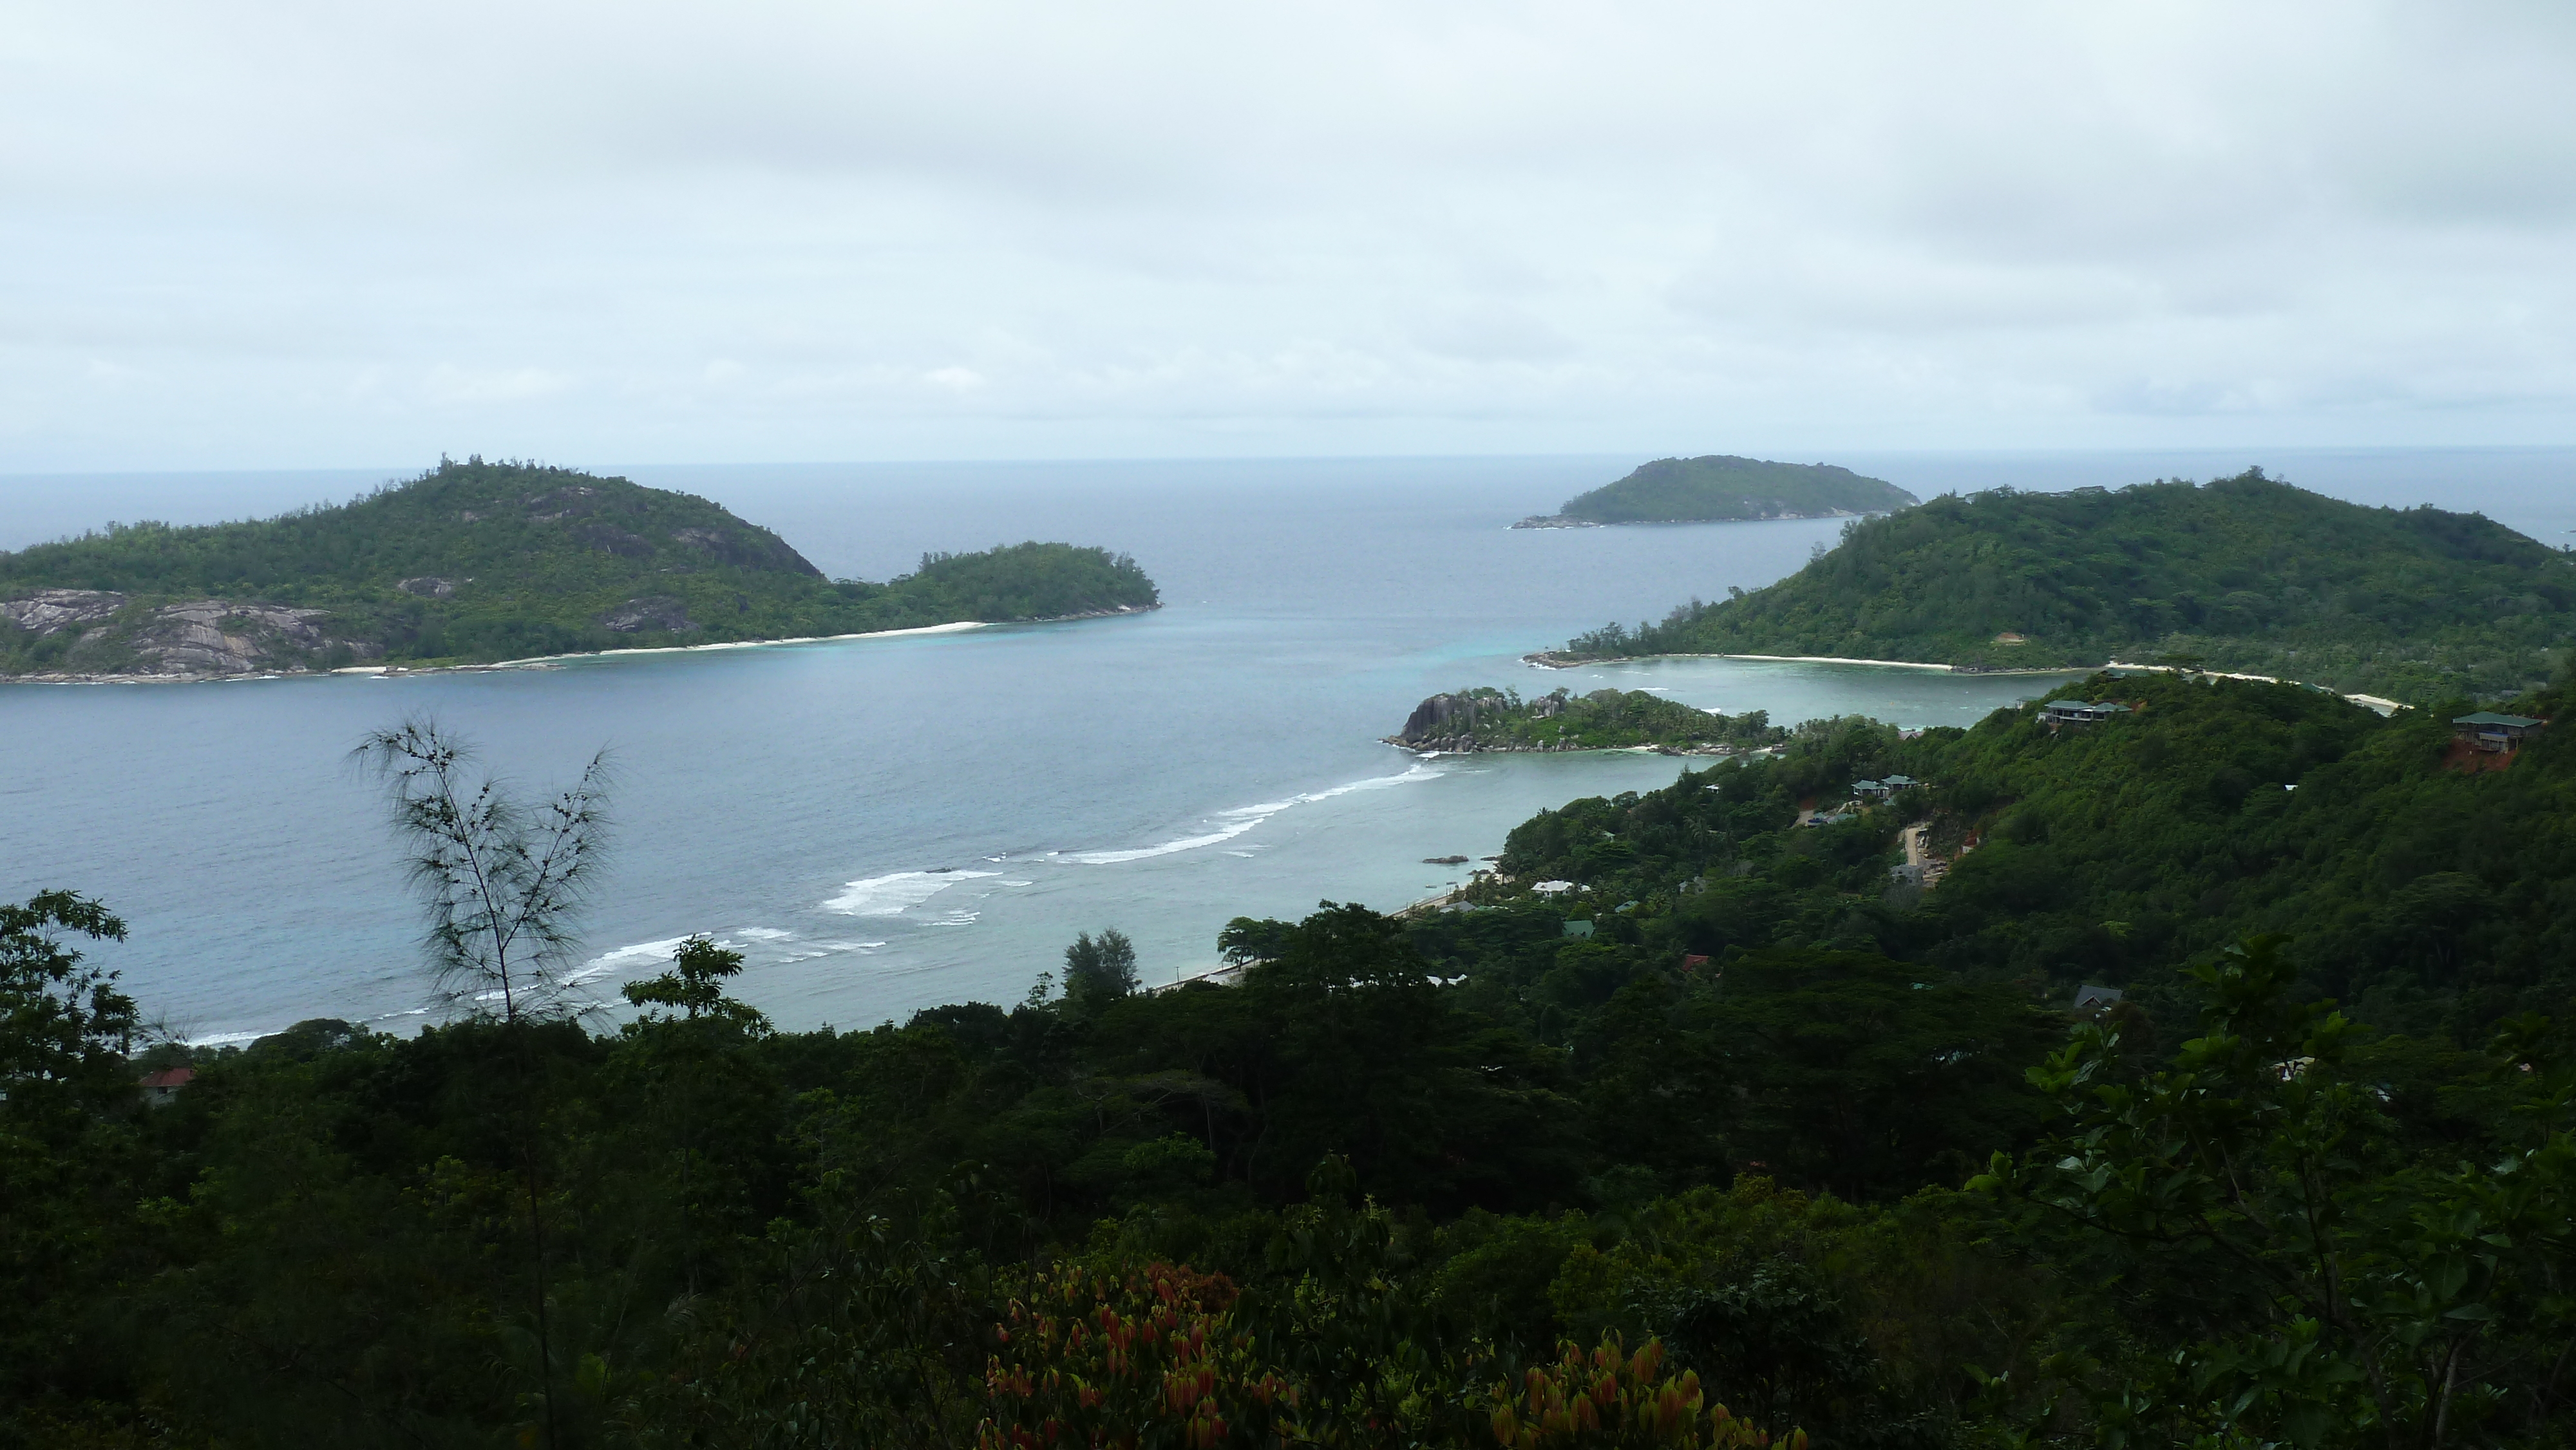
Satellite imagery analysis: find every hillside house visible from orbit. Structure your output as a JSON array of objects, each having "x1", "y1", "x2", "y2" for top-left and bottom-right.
[
  {"x1": 139, "y1": 1066, "x2": 194, "y2": 1105},
  {"x1": 1853, "y1": 778, "x2": 1888, "y2": 800},
  {"x1": 2453, "y1": 711, "x2": 2546, "y2": 753},
  {"x1": 1562, "y1": 919, "x2": 1595, "y2": 940},
  {"x1": 2043, "y1": 699, "x2": 2133, "y2": 728},
  {"x1": 2072, "y1": 984, "x2": 2125, "y2": 1013}
]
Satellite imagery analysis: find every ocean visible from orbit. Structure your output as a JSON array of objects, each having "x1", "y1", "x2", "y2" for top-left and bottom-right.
[{"x1": 4, "y1": 448, "x2": 2570, "y2": 1042}]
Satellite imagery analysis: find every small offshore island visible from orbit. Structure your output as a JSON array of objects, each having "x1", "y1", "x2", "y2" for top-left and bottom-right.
[
  {"x1": 1513, "y1": 453, "x2": 1918, "y2": 528},
  {"x1": 1537, "y1": 468, "x2": 2576, "y2": 704},
  {"x1": 0, "y1": 458, "x2": 1160, "y2": 681}
]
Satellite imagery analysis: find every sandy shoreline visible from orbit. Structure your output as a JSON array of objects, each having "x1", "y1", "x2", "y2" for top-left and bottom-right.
[
  {"x1": 1523, "y1": 647, "x2": 2412, "y2": 715},
  {"x1": 1526, "y1": 649, "x2": 2069, "y2": 675},
  {"x1": 6, "y1": 604, "x2": 1159, "y2": 686},
  {"x1": 2104, "y1": 660, "x2": 2409, "y2": 714}
]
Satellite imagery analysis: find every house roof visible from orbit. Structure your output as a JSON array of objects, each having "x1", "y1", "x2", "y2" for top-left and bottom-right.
[
  {"x1": 138, "y1": 1067, "x2": 195, "y2": 1089},
  {"x1": 1883, "y1": 774, "x2": 1917, "y2": 785},
  {"x1": 2454, "y1": 712, "x2": 2543, "y2": 728},
  {"x1": 2044, "y1": 700, "x2": 2089, "y2": 711}
]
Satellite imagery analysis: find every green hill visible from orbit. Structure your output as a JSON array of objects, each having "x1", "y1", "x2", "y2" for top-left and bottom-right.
[
  {"x1": 1530, "y1": 455, "x2": 1918, "y2": 525},
  {"x1": 0, "y1": 458, "x2": 1159, "y2": 677},
  {"x1": 1552, "y1": 469, "x2": 2576, "y2": 702}
]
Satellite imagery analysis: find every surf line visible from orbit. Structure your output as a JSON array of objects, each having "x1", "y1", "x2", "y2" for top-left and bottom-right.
[{"x1": 1054, "y1": 762, "x2": 1445, "y2": 866}]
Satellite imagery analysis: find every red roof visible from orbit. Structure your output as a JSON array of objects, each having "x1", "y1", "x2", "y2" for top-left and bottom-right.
[{"x1": 139, "y1": 1067, "x2": 195, "y2": 1089}]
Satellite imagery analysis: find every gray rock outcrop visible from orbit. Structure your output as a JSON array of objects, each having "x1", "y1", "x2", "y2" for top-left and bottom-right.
[
  {"x1": 6, "y1": 589, "x2": 381, "y2": 678},
  {"x1": 3, "y1": 588, "x2": 129, "y2": 634},
  {"x1": 601, "y1": 596, "x2": 699, "y2": 633},
  {"x1": 118, "y1": 601, "x2": 354, "y2": 675}
]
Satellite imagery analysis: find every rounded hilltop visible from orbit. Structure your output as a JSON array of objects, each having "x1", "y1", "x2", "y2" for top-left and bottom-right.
[{"x1": 1515, "y1": 455, "x2": 1918, "y2": 528}]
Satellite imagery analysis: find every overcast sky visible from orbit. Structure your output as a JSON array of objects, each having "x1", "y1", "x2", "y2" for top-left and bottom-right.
[{"x1": 6, "y1": 1, "x2": 2575, "y2": 471}]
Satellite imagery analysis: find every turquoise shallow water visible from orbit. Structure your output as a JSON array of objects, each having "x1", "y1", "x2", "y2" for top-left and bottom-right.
[{"x1": 3, "y1": 450, "x2": 2566, "y2": 1040}]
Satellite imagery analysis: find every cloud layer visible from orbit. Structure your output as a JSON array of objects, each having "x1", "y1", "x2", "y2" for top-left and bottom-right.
[{"x1": 7, "y1": 1, "x2": 2574, "y2": 467}]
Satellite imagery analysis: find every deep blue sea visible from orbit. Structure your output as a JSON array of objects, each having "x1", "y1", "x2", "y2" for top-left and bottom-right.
[{"x1": 4, "y1": 449, "x2": 2571, "y2": 1042}]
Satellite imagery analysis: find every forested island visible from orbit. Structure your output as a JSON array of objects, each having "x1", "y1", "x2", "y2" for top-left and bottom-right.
[
  {"x1": 1514, "y1": 455, "x2": 1918, "y2": 528},
  {"x1": 1390, "y1": 685, "x2": 1787, "y2": 755},
  {"x1": 0, "y1": 457, "x2": 1159, "y2": 679},
  {"x1": 11, "y1": 665, "x2": 2573, "y2": 1446},
  {"x1": 1547, "y1": 468, "x2": 2576, "y2": 702}
]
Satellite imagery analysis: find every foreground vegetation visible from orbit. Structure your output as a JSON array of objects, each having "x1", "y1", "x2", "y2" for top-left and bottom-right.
[
  {"x1": 7, "y1": 669, "x2": 2575, "y2": 1447},
  {"x1": 1559, "y1": 470, "x2": 2576, "y2": 702},
  {"x1": 1535, "y1": 458, "x2": 1917, "y2": 525},
  {"x1": 0, "y1": 458, "x2": 1159, "y2": 675}
]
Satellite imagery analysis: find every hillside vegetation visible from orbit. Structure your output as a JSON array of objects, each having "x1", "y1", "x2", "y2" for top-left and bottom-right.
[
  {"x1": 1474, "y1": 667, "x2": 2575, "y2": 1035},
  {"x1": 12, "y1": 667, "x2": 2575, "y2": 1445},
  {"x1": 1558, "y1": 468, "x2": 2575, "y2": 701},
  {"x1": 0, "y1": 458, "x2": 1158, "y2": 676},
  {"x1": 1542, "y1": 455, "x2": 1918, "y2": 525}
]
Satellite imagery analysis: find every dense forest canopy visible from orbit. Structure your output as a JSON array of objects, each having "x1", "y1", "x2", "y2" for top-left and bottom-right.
[
  {"x1": 9, "y1": 664, "x2": 2573, "y2": 1446},
  {"x1": 1552, "y1": 457, "x2": 1918, "y2": 524},
  {"x1": 0, "y1": 458, "x2": 1159, "y2": 675},
  {"x1": 1560, "y1": 469, "x2": 2576, "y2": 702}
]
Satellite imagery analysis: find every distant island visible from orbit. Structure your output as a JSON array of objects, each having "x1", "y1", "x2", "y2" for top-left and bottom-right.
[
  {"x1": 1513, "y1": 455, "x2": 1918, "y2": 528},
  {"x1": 0, "y1": 458, "x2": 1159, "y2": 680},
  {"x1": 1387, "y1": 686, "x2": 1786, "y2": 755},
  {"x1": 1539, "y1": 468, "x2": 2576, "y2": 702}
]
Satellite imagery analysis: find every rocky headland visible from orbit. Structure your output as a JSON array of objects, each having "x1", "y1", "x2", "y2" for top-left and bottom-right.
[{"x1": 1387, "y1": 686, "x2": 1786, "y2": 755}]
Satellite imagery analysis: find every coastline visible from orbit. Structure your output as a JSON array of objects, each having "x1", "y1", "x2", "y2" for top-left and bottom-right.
[
  {"x1": 2103, "y1": 659, "x2": 2409, "y2": 715},
  {"x1": 1516, "y1": 646, "x2": 2409, "y2": 715},
  {"x1": 1524, "y1": 649, "x2": 2051, "y2": 673},
  {"x1": 4, "y1": 603, "x2": 1157, "y2": 686}
]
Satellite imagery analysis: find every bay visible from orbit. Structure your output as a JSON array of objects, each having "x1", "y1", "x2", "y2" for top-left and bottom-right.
[{"x1": 3, "y1": 448, "x2": 2567, "y2": 1041}]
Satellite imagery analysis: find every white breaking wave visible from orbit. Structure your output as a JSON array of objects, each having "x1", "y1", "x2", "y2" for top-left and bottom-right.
[
  {"x1": 569, "y1": 934, "x2": 697, "y2": 984},
  {"x1": 1061, "y1": 762, "x2": 1443, "y2": 865},
  {"x1": 824, "y1": 869, "x2": 1001, "y2": 916}
]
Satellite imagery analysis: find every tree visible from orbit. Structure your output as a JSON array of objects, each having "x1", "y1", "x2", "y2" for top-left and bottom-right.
[
  {"x1": 1, "y1": 892, "x2": 140, "y2": 1420},
  {"x1": 623, "y1": 934, "x2": 762, "y2": 1028},
  {"x1": 1064, "y1": 927, "x2": 1140, "y2": 1009},
  {"x1": 354, "y1": 717, "x2": 615, "y2": 1449},
  {"x1": 0, "y1": 890, "x2": 135, "y2": 1115},
  {"x1": 354, "y1": 717, "x2": 613, "y2": 1025},
  {"x1": 618, "y1": 935, "x2": 771, "y2": 1292},
  {"x1": 1975, "y1": 937, "x2": 2576, "y2": 1448}
]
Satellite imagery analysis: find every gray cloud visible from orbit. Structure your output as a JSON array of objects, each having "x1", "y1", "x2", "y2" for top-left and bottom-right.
[{"x1": 5, "y1": 0, "x2": 2575, "y2": 468}]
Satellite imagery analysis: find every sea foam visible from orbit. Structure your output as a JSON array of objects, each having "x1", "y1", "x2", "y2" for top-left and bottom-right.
[
  {"x1": 824, "y1": 869, "x2": 1001, "y2": 916},
  {"x1": 1060, "y1": 762, "x2": 1441, "y2": 865}
]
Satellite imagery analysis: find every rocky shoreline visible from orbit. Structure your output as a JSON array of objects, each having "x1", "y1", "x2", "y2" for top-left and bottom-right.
[{"x1": 1383, "y1": 685, "x2": 1784, "y2": 757}]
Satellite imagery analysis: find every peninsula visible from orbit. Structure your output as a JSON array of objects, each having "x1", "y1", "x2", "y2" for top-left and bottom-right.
[
  {"x1": 1542, "y1": 468, "x2": 2576, "y2": 703},
  {"x1": 1513, "y1": 455, "x2": 1917, "y2": 528},
  {"x1": 0, "y1": 458, "x2": 1159, "y2": 679},
  {"x1": 1387, "y1": 685, "x2": 1786, "y2": 755}
]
